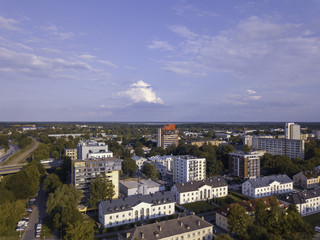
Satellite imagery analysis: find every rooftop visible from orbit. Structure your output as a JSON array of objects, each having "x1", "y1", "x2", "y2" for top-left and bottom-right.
[
  {"x1": 246, "y1": 174, "x2": 292, "y2": 188},
  {"x1": 120, "y1": 179, "x2": 162, "y2": 189},
  {"x1": 99, "y1": 191, "x2": 174, "y2": 215},
  {"x1": 174, "y1": 177, "x2": 227, "y2": 193},
  {"x1": 284, "y1": 188, "x2": 320, "y2": 205},
  {"x1": 119, "y1": 215, "x2": 212, "y2": 240}
]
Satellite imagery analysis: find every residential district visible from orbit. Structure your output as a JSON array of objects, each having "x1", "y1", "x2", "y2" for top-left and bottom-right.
[{"x1": 0, "y1": 122, "x2": 320, "y2": 240}]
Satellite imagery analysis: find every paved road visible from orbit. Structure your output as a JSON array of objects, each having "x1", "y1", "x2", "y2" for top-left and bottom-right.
[
  {"x1": 9, "y1": 138, "x2": 39, "y2": 165},
  {"x1": 0, "y1": 144, "x2": 19, "y2": 164},
  {"x1": 22, "y1": 185, "x2": 59, "y2": 240}
]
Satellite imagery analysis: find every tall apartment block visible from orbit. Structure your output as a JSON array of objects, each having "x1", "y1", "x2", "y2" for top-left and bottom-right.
[
  {"x1": 157, "y1": 123, "x2": 179, "y2": 149},
  {"x1": 285, "y1": 122, "x2": 301, "y2": 140},
  {"x1": 72, "y1": 157, "x2": 122, "y2": 200},
  {"x1": 229, "y1": 151, "x2": 265, "y2": 179},
  {"x1": 252, "y1": 137, "x2": 304, "y2": 159},
  {"x1": 173, "y1": 156, "x2": 206, "y2": 183},
  {"x1": 77, "y1": 140, "x2": 113, "y2": 160}
]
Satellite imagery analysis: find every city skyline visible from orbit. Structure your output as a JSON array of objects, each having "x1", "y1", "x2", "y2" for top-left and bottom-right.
[{"x1": 1, "y1": 1, "x2": 320, "y2": 122}]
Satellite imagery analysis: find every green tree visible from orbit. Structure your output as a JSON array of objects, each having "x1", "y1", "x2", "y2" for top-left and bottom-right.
[
  {"x1": 88, "y1": 175, "x2": 115, "y2": 208},
  {"x1": 122, "y1": 158, "x2": 137, "y2": 177},
  {"x1": 242, "y1": 144, "x2": 251, "y2": 152},
  {"x1": 254, "y1": 199, "x2": 268, "y2": 227},
  {"x1": 142, "y1": 163, "x2": 160, "y2": 179},
  {"x1": 64, "y1": 220, "x2": 95, "y2": 240},
  {"x1": 0, "y1": 200, "x2": 25, "y2": 236},
  {"x1": 228, "y1": 204, "x2": 253, "y2": 238},
  {"x1": 43, "y1": 174, "x2": 62, "y2": 195}
]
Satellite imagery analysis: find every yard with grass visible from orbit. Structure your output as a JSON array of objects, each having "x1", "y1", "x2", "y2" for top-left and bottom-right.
[
  {"x1": 303, "y1": 212, "x2": 320, "y2": 227},
  {"x1": 183, "y1": 201, "x2": 218, "y2": 214},
  {"x1": 211, "y1": 191, "x2": 249, "y2": 206}
]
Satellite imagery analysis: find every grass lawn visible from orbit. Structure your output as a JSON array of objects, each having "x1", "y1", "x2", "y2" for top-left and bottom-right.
[
  {"x1": 303, "y1": 212, "x2": 320, "y2": 227},
  {"x1": 183, "y1": 201, "x2": 218, "y2": 214}
]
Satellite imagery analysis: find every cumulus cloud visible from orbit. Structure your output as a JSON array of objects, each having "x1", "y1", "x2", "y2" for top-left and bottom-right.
[
  {"x1": 119, "y1": 80, "x2": 164, "y2": 104},
  {"x1": 168, "y1": 25, "x2": 198, "y2": 39},
  {"x1": 148, "y1": 40, "x2": 173, "y2": 51}
]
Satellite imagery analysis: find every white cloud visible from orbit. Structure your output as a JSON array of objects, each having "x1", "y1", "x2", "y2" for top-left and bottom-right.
[
  {"x1": 0, "y1": 16, "x2": 19, "y2": 31},
  {"x1": 79, "y1": 54, "x2": 117, "y2": 67},
  {"x1": 119, "y1": 80, "x2": 164, "y2": 104},
  {"x1": 168, "y1": 25, "x2": 198, "y2": 39},
  {"x1": 246, "y1": 89, "x2": 256, "y2": 94},
  {"x1": 148, "y1": 40, "x2": 173, "y2": 51},
  {"x1": 41, "y1": 24, "x2": 74, "y2": 40}
]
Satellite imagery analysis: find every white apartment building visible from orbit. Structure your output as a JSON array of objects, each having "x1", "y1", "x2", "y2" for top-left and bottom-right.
[
  {"x1": 171, "y1": 177, "x2": 228, "y2": 204},
  {"x1": 293, "y1": 171, "x2": 320, "y2": 189},
  {"x1": 98, "y1": 191, "x2": 175, "y2": 228},
  {"x1": 118, "y1": 215, "x2": 213, "y2": 240},
  {"x1": 252, "y1": 137, "x2": 304, "y2": 159},
  {"x1": 283, "y1": 188, "x2": 320, "y2": 216},
  {"x1": 131, "y1": 156, "x2": 148, "y2": 171},
  {"x1": 147, "y1": 155, "x2": 173, "y2": 172},
  {"x1": 242, "y1": 174, "x2": 293, "y2": 198},
  {"x1": 77, "y1": 140, "x2": 113, "y2": 160},
  {"x1": 285, "y1": 122, "x2": 301, "y2": 140},
  {"x1": 119, "y1": 179, "x2": 165, "y2": 197},
  {"x1": 173, "y1": 156, "x2": 206, "y2": 183}
]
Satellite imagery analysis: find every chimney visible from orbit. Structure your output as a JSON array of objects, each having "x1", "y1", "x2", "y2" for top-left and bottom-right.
[
  {"x1": 197, "y1": 220, "x2": 201, "y2": 226},
  {"x1": 158, "y1": 225, "x2": 162, "y2": 231},
  {"x1": 141, "y1": 232, "x2": 144, "y2": 239},
  {"x1": 179, "y1": 221, "x2": 183, "y2": 227},
  {"x1": 126, "y1": 232, "x2": 131, "y2": 238},
  {"x1": 202, "y1": 216, "x2": 204, "y2": 220}
]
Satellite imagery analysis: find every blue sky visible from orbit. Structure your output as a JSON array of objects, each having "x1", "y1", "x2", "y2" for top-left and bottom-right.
[{"x1": 1, "y1": 0, "x2": 320, "y2": 122}]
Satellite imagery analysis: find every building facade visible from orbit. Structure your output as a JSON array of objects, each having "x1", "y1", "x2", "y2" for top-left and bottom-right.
[
  {"x1": 285, "y1": 122, "x2": 301, "y2": 140},
  {"x1": 242, "y1": 174, "x2": 293, "y2": 198},
  {"x1": 252, "y1": 137, "x2": 304, "y2": 159},
  {"x1": 147, "y1": 155, "x2": 173, "y2": 172},
  {"x1": 64, "y1": 148, "x2": 77, "y2": 160},
  {"x1": 229, "y1": 151, "x2": 264, "y2": 179},
  {"x1": 282, "y1": 188, "x2": 320, "y2": 216},
  {"x1": 72, "y1": 157, "x2": 122, "y2": 199},
  {"x1": 173, "y1": 156, "x2": 206, "y2": 183},
  {"x1": 98, "y1": 191, "x2": 175, "y2": 228},
  {"x1": 157, "y1": 123, "x2": 179, "y2": 149},
  {"x1": 119, "y1": 179, "x2": 165, "y2": 197},
  {"x1": 171, "y1": 177, "x2": 228, "y2": 204},
  {"x1": 293, "y1": 171, "x2": 320, "y2": 189},
  {"x1": 131, "y1": 156, "x2": 148, "y2": 171},
  {"x1": 118, "y1": 215, "x2": 213, "y2": 240}
]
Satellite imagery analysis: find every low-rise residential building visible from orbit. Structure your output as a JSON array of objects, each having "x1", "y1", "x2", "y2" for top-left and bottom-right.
[
  {"x1": 242, "y1": 174, "x2": 293, "y2": 198},
  {"x1": 229, "y1": 151, "x2": 265, "y2": 179},
  {"x1": 171, "y1": 177, "x2": 228, "y2": 204},
  {"x1": 148, "y1": 155, "x2": 173, "y2": 172},
  {"x1": 98, "y1": 191, "x2": 175, "y2": 228},
  {"x1": 64, "y1": 148, "x2": 77, "y2": 160},
  {"x1": 72, "y1": 157, "x2": 122, "y2": 200},
  {"x1": 119, "y1": 179, "x2": 165, "y2": 197},
  {"x1": 132, "y1": 156, "x2": 148, "y2": 171},
  {"x1": 188, "y1": 139, "x2": 226, "y2": 147},
  {"x1": 216, "y1": 197, "x2": 287, "y2": 231},
  {"x1": 282, "y1": 188, "x2": 320, "y2": 216},
  {"x1": 293, "y1": 171, "x2": 320, "y2": 189},
  {"x1": 173, "y1": 156, "x2": 206, "y2": 183},
  {"x1": 118, "y1": 215, "x2": 213, "y2": 240}
]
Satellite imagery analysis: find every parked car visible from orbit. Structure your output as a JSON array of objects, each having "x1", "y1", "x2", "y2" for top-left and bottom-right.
[
  {"x1": 35, "y1": 231, "x2": 41, "y2": 238},
  {"x1": 315, "y1": 226, "x2": 320, "y2": 233},
  {"x1": 26, "y1": 208, "x2": 33, "y2": 212}
]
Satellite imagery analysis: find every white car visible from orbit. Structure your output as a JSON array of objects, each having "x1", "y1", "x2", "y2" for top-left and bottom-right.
[{"x1": 315, "y1": 226, "x2": 320, "y2": 233}]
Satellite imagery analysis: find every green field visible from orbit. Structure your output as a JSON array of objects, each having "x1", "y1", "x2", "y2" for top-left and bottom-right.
[
  {"x1": 303, "y1": 212, "x2": 320, "y2": 227},
  {"x1": 183, "y1": 201, "x2": 218, "y2": 214}
]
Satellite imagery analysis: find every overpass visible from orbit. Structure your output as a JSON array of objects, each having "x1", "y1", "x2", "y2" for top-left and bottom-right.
[{"x1": 0, "y1": 160, "x2": 63, "y2": 176}]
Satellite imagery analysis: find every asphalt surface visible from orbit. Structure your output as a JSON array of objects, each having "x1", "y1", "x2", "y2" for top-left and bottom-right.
[{"x1": 0, "y1": 144, "x2": 19, "y2": 164}]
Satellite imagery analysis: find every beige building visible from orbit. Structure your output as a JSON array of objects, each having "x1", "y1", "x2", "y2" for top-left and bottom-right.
[
  {"x1": 157, "y1": 124, "x2": 179, "y2": 149},
  {"x1": 293, "y1": 171, "x2": 320, "y2": 189},
  {"x1": 188, "y1": 140, "x2": 226, "y2": 147},
  {"x1": 72, "y1": 157, "x2": 122, "y2": 200},
  {"x1": 118, "y1": 215, "x2": 213, "y2": 240},
  {"x1": 64, "y1": 148, "x2": 77, "y2": 160},
  {"x1": 216, "y1": 197, "x2": 287, "y2": 231}
]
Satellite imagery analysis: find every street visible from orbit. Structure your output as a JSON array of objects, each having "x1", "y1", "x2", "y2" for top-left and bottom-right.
[{"x1": 0, "y1": 144, "x2": 19, "y2": 164}]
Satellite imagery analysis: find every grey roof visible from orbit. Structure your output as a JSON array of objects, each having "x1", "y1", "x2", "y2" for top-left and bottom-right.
[
  {"x1": 247, "y1": 174, "x2": 293, "y2": 188},
  {"x1": 284, "y1": 188, "x2": 320, "y2": 205},
  {"x1": 120, "y1": 179, "x2": 161, "y2": 189},
  {"x1": 173, "y1": 177, "x2": 227, "y2": 193},
  {"x1": 100, "y1": 191, "x2": 174, "y2": 215},
  {"x1": 119, "y1": 215, "x2": 212, "y2": 240}
]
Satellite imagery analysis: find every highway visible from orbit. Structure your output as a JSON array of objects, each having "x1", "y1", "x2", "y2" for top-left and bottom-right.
[
  {"x1": 0, "y1": 160, "x2": 63, "y2": 175},
  {"x1": 0, "y1": 144, "x2": 19, "y2": 164}
]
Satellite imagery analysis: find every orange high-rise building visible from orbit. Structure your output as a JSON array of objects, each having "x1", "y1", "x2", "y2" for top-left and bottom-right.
[{"x1": 157, "y1": 123, "x2": 179, "y2": 148}]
